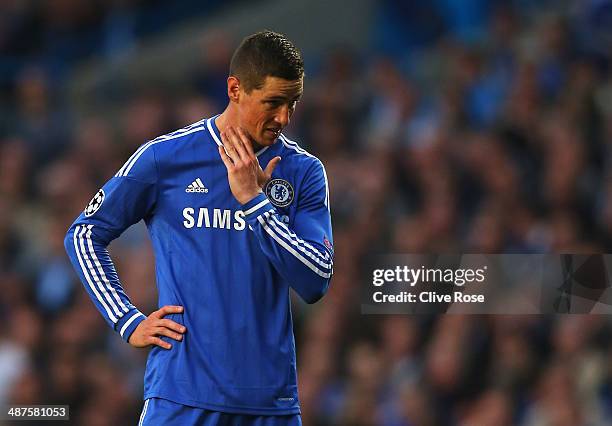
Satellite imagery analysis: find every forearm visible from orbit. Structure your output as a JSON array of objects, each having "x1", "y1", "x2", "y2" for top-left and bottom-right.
[
  {"x1": 64, "y1": 222, "x2": 146, "y2": 341},
  {"x1": 242, "y1": 194, "x2": 333, "y2": 303}
]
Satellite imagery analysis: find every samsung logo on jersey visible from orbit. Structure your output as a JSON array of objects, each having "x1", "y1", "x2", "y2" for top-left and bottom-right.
[{"x1": 182, "y1": 207, "x2": 246, "y2": 231}]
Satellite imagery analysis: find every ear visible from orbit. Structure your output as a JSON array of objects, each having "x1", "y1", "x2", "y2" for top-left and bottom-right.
[{"x1": 227, "y1": 76, "x2": 240, "y2": 103}]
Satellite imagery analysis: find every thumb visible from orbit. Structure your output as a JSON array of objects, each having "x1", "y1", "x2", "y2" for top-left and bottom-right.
[{"x1": 264, "y1": 156, "x2": 281, "y2": 178}]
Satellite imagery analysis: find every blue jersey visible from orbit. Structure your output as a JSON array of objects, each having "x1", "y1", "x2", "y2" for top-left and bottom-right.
[{"x1": 64, "y1": 115, "x2": 333, "y2": 415}]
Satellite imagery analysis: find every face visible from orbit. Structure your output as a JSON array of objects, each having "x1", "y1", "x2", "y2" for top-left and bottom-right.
[{"x1": 234, "y1": 76, "x2": 303, "y2": 146}]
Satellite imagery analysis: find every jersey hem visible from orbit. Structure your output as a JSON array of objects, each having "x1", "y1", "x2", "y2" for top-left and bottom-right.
[{"x1": 143, "y1": 391, "x2": 301, "y2": 416}]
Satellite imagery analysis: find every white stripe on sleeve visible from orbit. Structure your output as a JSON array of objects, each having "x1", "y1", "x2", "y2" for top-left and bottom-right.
[
  {"x1": 265, "y1": 215, "x2": 332, "y2": 270},
  {"x1": 256, "y1": 215, "x2": 331, "y2": 279},
  {"x1": 120, "y1": 312, "x2": 145, "y2": 338},
  {"x1": 244, "y1": 198, "x2": 270, "y2": 216},
  {"x1": 85, "y1": 225, "x2": 129, "y2": 313},
  {"x1": 73, "y1": 225, "x2": 118, "y2": 323},
  {"x1": 78, "y1": 227, "x2": 123, "y2": 318},
  {"x1": 270, "y1": 214, "x2": 331, "y2": 261}
]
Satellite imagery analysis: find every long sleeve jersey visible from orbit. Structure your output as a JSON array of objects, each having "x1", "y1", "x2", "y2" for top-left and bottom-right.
[{"x1": 64, "y1": 115, "x2": 333, "y2": 415}]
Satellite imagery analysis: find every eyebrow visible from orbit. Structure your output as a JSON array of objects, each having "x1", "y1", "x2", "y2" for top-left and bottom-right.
[{"x1": 263, "y1": 94, "x2": 302, "y2": 102}]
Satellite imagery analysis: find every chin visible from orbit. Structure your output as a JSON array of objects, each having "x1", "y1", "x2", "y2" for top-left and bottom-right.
[{"x1": 259, "y1": 134, "x2": 279, "y2": 146}]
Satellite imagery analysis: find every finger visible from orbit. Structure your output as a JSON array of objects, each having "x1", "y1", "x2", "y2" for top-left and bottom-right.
[
  {"x1": 264, "y1": 156, "x2": 282, "y2": 178},
  {"x1": 218, "y1": 145, "x2": 233, "y2": 169},
  {"x1": 220, "y1": 131, "x2": 237, "y2": 161},
  {"x1": 227, "y1": 127, "x2": 250, "y2": 163},
  {"x1": 154, "y1": 327, "x2": 184, "y2": 341},
  {"x1": 149, "y1": 336, "x2": 172, "y2": 350},
  {"x1": 158, "y1": 319, "x2": 186, "y2": 334},
  {"x1": 236, "y1": 127, "x2": 256, "y2": 159},
  {"x1": 153, "y1": 305, "x2": 184, "y2": 318}
]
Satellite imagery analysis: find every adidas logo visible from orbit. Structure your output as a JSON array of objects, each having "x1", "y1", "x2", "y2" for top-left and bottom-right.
[{"x1": 186, "y1": 178, "x2": 209, "y2": 193}]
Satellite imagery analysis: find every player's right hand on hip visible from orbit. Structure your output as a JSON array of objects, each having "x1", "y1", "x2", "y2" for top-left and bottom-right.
[{"x1": 128, "y1": 305, "x2": 186, "y2": 350}]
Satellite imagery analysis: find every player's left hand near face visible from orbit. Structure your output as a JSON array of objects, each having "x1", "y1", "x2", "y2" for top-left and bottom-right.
[
  {"x1": 128, "y1": 305, "x2": 187, "y2": 350},
  {"x1": 218, "y1": 126, "x2": 281, "y2": 204}
]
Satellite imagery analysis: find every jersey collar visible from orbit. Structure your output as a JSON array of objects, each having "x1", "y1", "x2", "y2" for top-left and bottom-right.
[{"x1": 206, "y1": 115, "x2": 272, "y2": 157}]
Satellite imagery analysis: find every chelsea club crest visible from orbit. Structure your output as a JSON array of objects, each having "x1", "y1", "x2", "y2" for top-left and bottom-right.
[{"x1": 266, "y1": 179, "x2": 294, "y2": 208}]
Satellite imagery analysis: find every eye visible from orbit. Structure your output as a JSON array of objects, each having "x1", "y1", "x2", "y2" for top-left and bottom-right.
[{"x1": 264, "y1": 100, "x2": 281, "y2": 108}]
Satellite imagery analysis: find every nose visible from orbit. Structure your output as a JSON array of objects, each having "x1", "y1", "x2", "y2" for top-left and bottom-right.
[{"x1": 274, "y1": 104, "x2": 290, "y2": 127}]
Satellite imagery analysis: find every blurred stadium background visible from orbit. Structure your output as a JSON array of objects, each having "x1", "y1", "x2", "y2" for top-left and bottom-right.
[{"x1": 1, "y1": 0, "x2": 612, "y2": 424}]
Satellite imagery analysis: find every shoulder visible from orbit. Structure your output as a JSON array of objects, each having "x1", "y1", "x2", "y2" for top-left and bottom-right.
[
  {"x1": 115, "y1": 118, "x2": 210, "y2": 179},
  {"x1": 276, "y1": 134, "x2": 325, "y2": 175},
  {"x1": 277, "y1": 134, "x2": 329, "y2": 206},
  {"x1": 147, "y1": 118, "x2": 210, "y2": 158}
]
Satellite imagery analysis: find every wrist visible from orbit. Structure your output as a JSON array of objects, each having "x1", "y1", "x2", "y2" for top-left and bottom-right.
[
  {"x1": 237, "y1": 189, "x2": 263, "y2": 205},
  {"x1": 116, "y1": 310, "x2": 146, "y2": 343},
  {"x1": 241, "y1": 193, "x2": 273, "y2": 221}
]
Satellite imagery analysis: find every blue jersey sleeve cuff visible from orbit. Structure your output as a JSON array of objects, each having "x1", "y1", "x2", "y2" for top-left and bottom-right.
[
  {"x1": 115, "y1": 309, "x2": 146, "y2": 343},
  {"x1": 242, "y1": 193, "x2": 274, "y2": 221}
]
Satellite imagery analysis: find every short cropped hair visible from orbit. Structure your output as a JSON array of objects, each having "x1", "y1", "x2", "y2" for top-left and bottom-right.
[{"x1": 229, "y1": 30, "x2": 304, "y2": 93}]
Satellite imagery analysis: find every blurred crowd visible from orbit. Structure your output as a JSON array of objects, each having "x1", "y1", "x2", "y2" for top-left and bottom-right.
[
  {"x1": 0, "y1": 0, "x2": 224, "y2": 92},
  {"x1": 1, "y1": 0, "x2": 612, "y2": 425}
]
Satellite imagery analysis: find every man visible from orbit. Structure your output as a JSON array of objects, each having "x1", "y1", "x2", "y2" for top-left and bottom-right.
[{"x1": 64, "y1": 31, "x2": 333, "y2": 425}]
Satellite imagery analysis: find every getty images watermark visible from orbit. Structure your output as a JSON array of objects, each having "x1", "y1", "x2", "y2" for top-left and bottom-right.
[{"x1": 361, "y1": 255, "x2": 612, "y2": 314}]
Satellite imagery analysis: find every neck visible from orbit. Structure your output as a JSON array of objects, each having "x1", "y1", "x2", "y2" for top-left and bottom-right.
[
  {"x1": 215, "y1": 106, "x2": 266, "y2": 153},
  {"x1": 214, "y1": 106, "x2": 234, "y2": 135}
]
